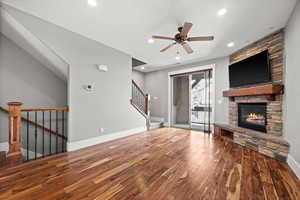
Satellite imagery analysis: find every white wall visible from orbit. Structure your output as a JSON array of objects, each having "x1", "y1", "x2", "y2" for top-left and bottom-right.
[
  {"x1": 0, "y1": 34, "x2": 67, "y2": 143},
  {"x1": 132, "y1": 70, "x2": 145, "y2": 91},
  {"x1": 284, "y1": 0, "x2": 300, "y2": 176},
  {"x1": 144, "y1": 57, "x2": 229, "y2": 124}
]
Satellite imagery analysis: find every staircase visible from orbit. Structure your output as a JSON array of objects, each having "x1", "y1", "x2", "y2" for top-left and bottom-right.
[
  {"x1": 0, "y1": 102, "x2": 68, "y2": 167},
  {"x1": 131, "y1": 80, "x2": 165, "y2": 130},
  {"x1": 131, "y1": 80, "x2": 151, "y2": 130}
]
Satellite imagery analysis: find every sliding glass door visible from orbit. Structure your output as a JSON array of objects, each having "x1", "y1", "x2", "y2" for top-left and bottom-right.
[{"x1": 171, "y1": 69, "x2": 214, "y2": 132}]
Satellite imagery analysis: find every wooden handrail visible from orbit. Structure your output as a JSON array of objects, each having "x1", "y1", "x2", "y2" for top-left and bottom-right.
[
  {"x1": 21, "y1": 106, "x2": 69, "y2": 112},
  {"x1": 0, "y1": 106, "x2": 8, "y2": 114},
  {"x1": 132, "y1": 80, "x2": 146, "y2": 97},
  {"x1": 0, "y1": 106, "x2": 67, "y2": 140}
]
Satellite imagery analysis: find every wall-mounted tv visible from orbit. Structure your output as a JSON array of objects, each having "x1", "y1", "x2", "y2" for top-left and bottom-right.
[{"x1": 229, "y1": 50, "x2": 271, "y2": 88}]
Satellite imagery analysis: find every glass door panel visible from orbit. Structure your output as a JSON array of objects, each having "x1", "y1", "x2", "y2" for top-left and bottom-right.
[
  {"x1": 172, "y1": 75, "x2": 190, "y2": 128},
  {"x1": 190, "y1": 70, "x2": 213, "y2": 132}
]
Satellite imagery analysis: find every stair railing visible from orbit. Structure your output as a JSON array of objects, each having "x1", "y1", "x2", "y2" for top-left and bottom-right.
[
  {"x1": 131, "y1": 80, "x2": 150, "y2": 129},
  {"x1": 2, "y1": 102, "x2": 68, "y2": 165}
]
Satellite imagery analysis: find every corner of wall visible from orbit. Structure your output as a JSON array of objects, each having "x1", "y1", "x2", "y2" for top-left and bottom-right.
[{"x1": 288, "y1": 155, "x2": 300, "y2": 179}]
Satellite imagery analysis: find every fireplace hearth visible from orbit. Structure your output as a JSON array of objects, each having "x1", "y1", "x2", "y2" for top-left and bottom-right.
[{"x1": 238, "y1": 103, "x2": 267, "y2": 133}]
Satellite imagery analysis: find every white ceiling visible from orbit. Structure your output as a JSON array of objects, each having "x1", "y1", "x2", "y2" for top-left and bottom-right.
[{"x1": 1, "y1": 0, "x2": 298, "y2": 72}]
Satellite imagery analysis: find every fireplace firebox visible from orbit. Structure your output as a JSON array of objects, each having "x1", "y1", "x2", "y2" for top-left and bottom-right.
[{"x1": 238, "y1": 103, "x2": 267, "y2": 133}]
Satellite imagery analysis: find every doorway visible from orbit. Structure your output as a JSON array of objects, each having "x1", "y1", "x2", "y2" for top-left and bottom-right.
[{"x1": 170, "y1": 68, "x2": 214, "y2": 132}]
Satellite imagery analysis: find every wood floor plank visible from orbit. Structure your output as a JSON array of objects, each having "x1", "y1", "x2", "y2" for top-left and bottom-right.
[
  {"x1": 250, "y1": 151, "x2": 266, "y2": 200},
  {"x1": 0, "y1": 128, "x2": 299, "y2": 200}
]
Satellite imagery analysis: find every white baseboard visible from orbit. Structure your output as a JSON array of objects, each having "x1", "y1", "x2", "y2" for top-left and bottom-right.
[
  {"x1": 288, "y1": 155, "x2": 300, "y2": 179},
  {"x1": 163, "y1": 122, "x2": 170, "y2": 127},
  {"x1": 0, "y1": 142, "x2": 8, "y2": 152},
  {"x1": 67, "y1": 126, "x2": 147, "y2": 151}
]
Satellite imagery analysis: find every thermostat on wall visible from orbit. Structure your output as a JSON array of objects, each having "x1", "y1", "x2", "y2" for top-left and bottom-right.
[{"x1": 96, "y1": 64, "x2": 108, "y2": 72}]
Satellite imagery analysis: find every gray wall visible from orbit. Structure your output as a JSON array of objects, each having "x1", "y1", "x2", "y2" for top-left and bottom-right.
[
  {"x1": 132, "y1": 70, "x2": 145, "y2": 91},
  {"x1": 0, "y1": 34, "x2": 67, "y2": 143},
  {"x1": 144, "y1": 57, "x2": 229, "y2": 124},
  {"x1": 1, "y1": 10, "x2": 147, "y2": 143},
  {"x1": 60, "y1": 31, "x2": 146, "y2": 142},
  {"x1": 284, "y1": 1, "x2": 300, "y2": 164}
]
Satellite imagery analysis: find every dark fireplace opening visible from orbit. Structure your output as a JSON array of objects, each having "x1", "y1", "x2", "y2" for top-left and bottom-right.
[{"x1": 238, "y1": 103, "x2": 267, "y2": 133}]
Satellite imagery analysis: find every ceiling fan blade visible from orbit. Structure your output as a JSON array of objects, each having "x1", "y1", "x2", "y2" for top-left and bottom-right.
[
  {"x1": 187, "y1": 36, "x2": 214, "y2": 41},
  {"x1": 181, "y1": 42, "x2": 193, "y2": 54},
  {"x1": 160, "y1": 43, "x2": 176, "y2": 52},
  {"x1": 180, "y1": 22, "x2": 193, "y2": 37},
  {"x1": 152, "y1": 35, "x2": 175, "y2": 40}
]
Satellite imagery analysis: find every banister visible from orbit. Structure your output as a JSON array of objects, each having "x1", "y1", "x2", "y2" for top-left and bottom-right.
[
  {"x1": 131, "y1": 80, "x2": 150, "y2": 131},
  {"x1": 0, "y1": 106, "x2": 67, "y2": 140},
  {"x1": 1, "y1": 103, "x2": 69, "y2": 164},
  {"x1": 132, "y1": 80, "x2": 146, "y2": 97},
  {"x1": 21, "y1": 106, "x2": 69, "y2": 112}
]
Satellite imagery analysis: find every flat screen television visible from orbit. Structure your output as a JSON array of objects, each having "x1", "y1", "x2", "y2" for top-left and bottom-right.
[{"x1": 229, "y1": 50, "x2": 271, "y2": 88}]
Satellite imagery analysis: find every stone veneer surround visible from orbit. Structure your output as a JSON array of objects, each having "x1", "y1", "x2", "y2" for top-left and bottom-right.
[
  {"x1": 215, "y1": 30, "x2": 290, "y2": 162},
  {"x1": 229, "y1": 30, "x2": 284, "y2": 136}
]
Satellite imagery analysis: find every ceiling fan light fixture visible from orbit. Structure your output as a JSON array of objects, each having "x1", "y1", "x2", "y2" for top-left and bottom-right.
[
  {"x1": 227, "y1": 42, "x2": 235, "y2": 47},
  {"x1": 152, "y1": 22, "x2": 214, "y2": 54},
  {"x1": 218, "y1": 8, "x2": 227, "y2": 16}
]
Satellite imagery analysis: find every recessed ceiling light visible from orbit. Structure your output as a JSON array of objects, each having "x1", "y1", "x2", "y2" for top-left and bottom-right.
[
  {"x1": 88, "y1": 0, "x2": 98, "y2": 7},
  {"x1": 218, "y1": 8, "x2": 227, "y2": 16},
  {"x1": 227, "y1": 42, "x2": 235, "y2": 47},
  {"x1": 175, "y1": 56, "x2": 181, "y2": 60},
  {"x1": 148, "y1": 38, "x2": 154, "y2": 44},
  {"x1": 141, "y1": 66, "x2": 145, "y2": 70}
]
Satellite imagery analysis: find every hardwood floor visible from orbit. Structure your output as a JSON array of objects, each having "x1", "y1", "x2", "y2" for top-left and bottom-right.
[{"x1": 0, "y1": 128, "x2": 299, "y2": 200}]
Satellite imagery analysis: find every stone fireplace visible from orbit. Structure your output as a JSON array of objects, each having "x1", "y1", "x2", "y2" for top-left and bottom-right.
[
  {"x1": 238, "y1": 103, "x2": 267, "y2": 133},
  {"x1": 214, "y1": 30, "x2": 290, "y2": 162},
  {"x1": 229, "y1": 95, "x2": 282, "y2": 136}
]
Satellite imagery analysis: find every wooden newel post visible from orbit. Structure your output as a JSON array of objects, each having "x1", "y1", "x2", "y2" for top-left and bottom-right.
[{"x1": 6, "y1": 102, "x2": 23, "y2": 163}]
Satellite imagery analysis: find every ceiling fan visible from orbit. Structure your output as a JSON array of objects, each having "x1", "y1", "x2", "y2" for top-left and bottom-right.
[{"x1": 152, "y1": 22, "x2": 214, "y2": 54}]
